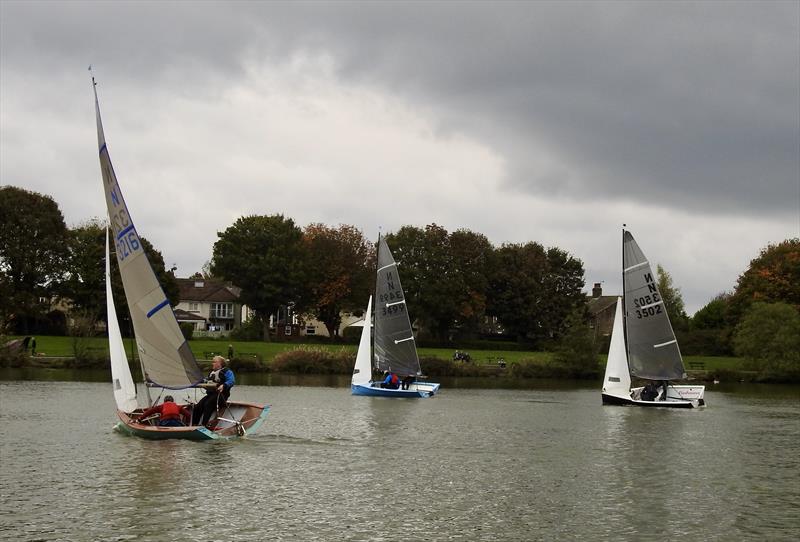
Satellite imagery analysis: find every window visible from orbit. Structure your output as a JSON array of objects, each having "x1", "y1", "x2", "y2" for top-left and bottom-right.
[
  {"x1": 211, "y1": 303, "x2": 233, "y2": 319},
  {"x1": 305, "y1": 327, "x2": 316, "y2": 335},
  {"x1": 189, "y1": 302, "x2": 199, "y2": 312}
]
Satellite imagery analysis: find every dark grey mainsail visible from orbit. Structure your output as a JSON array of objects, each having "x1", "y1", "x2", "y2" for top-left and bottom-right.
[
  {"x1": 94, "y1": 80, "x2": 203, "y2": 389},
  {"x1": 373, "y1": 237, "x2": 421, "y2": 377},
  {"x1": 622, "y1": 230, "x2": 686, "y2": 381}
]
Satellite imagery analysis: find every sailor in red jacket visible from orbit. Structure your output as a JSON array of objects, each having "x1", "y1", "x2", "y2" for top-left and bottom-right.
[{"x1": 139, "y1": 396, "x2": 190, "y2": 427}]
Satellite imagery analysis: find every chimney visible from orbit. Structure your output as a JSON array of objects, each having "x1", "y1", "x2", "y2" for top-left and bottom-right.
[{"x1": 592, "y1": 283, "x2": 602, "y2": 298}]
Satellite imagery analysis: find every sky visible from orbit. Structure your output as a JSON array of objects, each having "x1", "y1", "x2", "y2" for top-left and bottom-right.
[{"x1": 1, "y1": 0, "x2": 798, "y2": 315}]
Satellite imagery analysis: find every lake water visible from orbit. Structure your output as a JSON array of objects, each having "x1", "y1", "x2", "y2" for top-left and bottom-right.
[{"x1": 0, "y1": 371, "x2": 798, "y2": 541}]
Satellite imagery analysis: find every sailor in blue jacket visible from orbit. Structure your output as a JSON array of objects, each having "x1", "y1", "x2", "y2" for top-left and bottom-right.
[
  {"x1": 192, "y1": 355, "x2": 235, "y2": 426},
  {"x1": 380, "y1": 371, "x2": 400, "y2": 389}
]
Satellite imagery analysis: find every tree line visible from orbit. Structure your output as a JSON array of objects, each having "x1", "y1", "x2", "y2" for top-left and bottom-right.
[{"x1": 2, "y1": 185, "x2": 798, "y2": 379}]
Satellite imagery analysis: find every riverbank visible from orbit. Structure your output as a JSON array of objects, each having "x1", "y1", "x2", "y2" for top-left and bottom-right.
[{"x1": 1, "y1": 334, "x2": 764, "y2": 382}]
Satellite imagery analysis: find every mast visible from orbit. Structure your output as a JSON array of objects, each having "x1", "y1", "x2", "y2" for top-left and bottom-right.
[
  {"x1": 372, "y1": 232, "x2": 380, "y2": 374},
  {"x1": 621, "y1": 224, "x2": 630, "y2": 366}
]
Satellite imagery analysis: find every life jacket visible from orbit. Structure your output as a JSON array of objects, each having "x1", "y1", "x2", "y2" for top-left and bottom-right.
[
  {"x1": 160, "y1": 401, "x2": 182, "y2": 421},
  {"x1": 390, "y1": 374, "x2": 399, "y2": 386}
]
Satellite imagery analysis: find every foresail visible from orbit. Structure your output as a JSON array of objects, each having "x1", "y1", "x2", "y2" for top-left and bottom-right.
[
  {"x1": 106, "y1": 229, "x2": 138, "y2": 412},
  {"x1": 373, "y1": 237, "x2": 421, "y2": 376},
  {"x1": 622, "y1": 231, "x2": 686, "y2": 380},
  {"x1": 94, "y1": 82, "x2": 203, "y2": 389},
  {"x1": 352, "y1": 296, "x2": 373, "y2": 386},
  {"x1": 602, "y1": 298, "x2": 632, "y2": 396}
]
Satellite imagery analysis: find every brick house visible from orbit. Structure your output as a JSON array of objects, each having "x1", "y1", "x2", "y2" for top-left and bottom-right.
[{"x1": 587, "y1": 282, "x2": 619, "y2": 345}]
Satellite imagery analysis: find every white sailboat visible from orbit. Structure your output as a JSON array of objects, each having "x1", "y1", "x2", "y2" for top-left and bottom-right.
[
  {"x1": 351, "y1": 237, "x2": 440, "y2": 398},
  {"x1": 601, "y1": 229, "x2": 706, "y2": 408},
  {"x1": 94, "y1": 75, "x2": 269, "y2": 438}
]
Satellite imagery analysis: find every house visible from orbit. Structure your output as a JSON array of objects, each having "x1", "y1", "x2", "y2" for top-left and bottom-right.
[
  {"x1": 586, "y1": 282, "x2": 618, "y2": 343},
  {"x1": 174, "y1": 278, "x2": 246, "y2": 337}
]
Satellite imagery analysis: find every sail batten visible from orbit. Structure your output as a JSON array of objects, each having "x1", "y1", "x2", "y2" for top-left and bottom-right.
[{"x1": 622, "y1": 230, "x2": 686, "y2": 381}]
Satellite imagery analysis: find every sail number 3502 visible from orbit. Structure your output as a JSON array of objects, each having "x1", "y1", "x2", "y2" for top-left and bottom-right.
[{"x1": 633, "y1": 293, "x2": 663, "y2": 319}]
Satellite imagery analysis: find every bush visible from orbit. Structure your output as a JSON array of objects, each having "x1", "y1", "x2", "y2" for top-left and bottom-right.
[
  {"x1": 271, "y1": 347, "x2": 354, "y2": 374},
  {"x1": 228, "y1": 354, "x2": 265, "y2": 373},
  {"x1": 733, "y1": 302, "x2": 800, "y2": 382},
  {"x1": 179, "y1": 323, "x2": 194, "y2": 341},
  {"x1": 230, "y1": 319, "x2": 265, "y2": 341}
]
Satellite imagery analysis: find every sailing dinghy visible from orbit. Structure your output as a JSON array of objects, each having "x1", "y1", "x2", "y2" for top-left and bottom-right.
[
  {"x1": 351, "y1": 237, "x2": 440, "y2": 398},
  {"x1": 95, "y1": 76, "x2": 269, "y2": 438},
  {"x1": 601, "y1": 229, "x2": 705, "y2": 408}
]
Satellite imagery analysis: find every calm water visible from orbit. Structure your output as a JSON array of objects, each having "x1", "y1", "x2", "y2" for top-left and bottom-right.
[{"x1": 0, "y1": 372, "x2": 798, "y2": 541}]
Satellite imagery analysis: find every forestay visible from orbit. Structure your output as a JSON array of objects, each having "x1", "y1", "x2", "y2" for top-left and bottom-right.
[
  {"x1": 94, "y1": 83, "x2": 203, "y2": 389},
  {"x1": 373, "y1": 237, "x2": 421, "y2": 377},
  {"x1": 622, "y1": 231, "x2": 686, "y2": 381}
]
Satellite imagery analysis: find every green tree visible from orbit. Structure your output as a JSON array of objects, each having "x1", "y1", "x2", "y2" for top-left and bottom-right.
[
  {"x1": 553, "y1": 306, "x2": 600, "y2": 377},
  {"x1": 691, "y1": 293, "x2": 731, "y2": 330},
  {"x1": 64, "y1": 219, "x2": 106, "y2": 320},
  {"x1": 729, "y1": 238, "x2": 800, "y2": 324},
  {"x1": 63, "y1": 222, "x2": 179, "y2": 336},
  {"x1": 0, "y1": 186, "x2": 69, "y2": 333},
  {"x1": 449, "y1": 229, "x2": 493, "y2": 336},
  {"x1": 211, "y1": 214, "x2": 306, "y2": 341},
  {"x1": 656, "y1": 264, "x2": 689, "y2": 331},
  {"x1": 487, "y1": 242, "x2": 585, "y2": 345},
  {"x1": 386, "y1": 224, "x2": 463, "y2": 341},
  {"x1": 733, "y1": 302, "x2": 800, "y2": 381},
  {"x1": 303, "y1": 223, "x2": 374, "y2": 338}
]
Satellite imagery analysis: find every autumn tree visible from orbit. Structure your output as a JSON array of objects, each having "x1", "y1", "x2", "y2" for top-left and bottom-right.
[
  {"x1": 211, "y1": 214, "x2": 306, "y2": 340},
  {"x1": 0, "y1": 186, "x2": 69, "y2": 333},
  {"x1": 303, "y1": 223, "x2": 374, "y2": 338},
  {"x1": 728, "y1": 238, "x2": 800, "y2": 324}
]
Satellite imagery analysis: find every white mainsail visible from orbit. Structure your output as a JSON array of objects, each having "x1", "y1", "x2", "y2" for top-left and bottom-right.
[
  {"x1": 106, "y1": 229, "x2": 138, "y2": 412},
  {"x1": 94, "y1": 80, "x2": 202, "y2": 389},
  {"x1": 352, "y1": 296, "x2": 373, "y2": 387}
]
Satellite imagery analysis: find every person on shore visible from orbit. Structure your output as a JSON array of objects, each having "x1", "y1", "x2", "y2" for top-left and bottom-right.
[
  {"x1": 30, "y1": 337, "x2": 36, "y2": 356},
  {"x1": 192, "y1": 355, "x2": 235, "y2": 427},
  {"x1": 139, "y1": 395, "x2": 190, "y2": 427}
]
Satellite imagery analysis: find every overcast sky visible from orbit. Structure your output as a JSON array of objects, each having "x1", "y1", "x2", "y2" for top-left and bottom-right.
[{"x1": 2, "y1": 0, "x2": 798, "y2": 314}]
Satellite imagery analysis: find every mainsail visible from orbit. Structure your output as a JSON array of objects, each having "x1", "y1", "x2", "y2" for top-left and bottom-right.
[
  {"x1": 94, "y1": 81, "x2": 202, "y2": 389},
  {"x1": 622, "y1": 230, "x2": 686, "y2": 381},
  {"x1": 106, "y1": 229, "x2": 138, "y2": 412},
  {"x1": 372, "y1": 237, "x2": 421, "y2": 377}
]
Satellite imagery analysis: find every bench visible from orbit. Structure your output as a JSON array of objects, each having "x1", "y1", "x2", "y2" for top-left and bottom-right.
[{"x1": 688, "y1": 361, "x2": 706, "y2": 370}]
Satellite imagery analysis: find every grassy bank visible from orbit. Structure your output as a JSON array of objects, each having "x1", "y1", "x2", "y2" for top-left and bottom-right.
[{"x1": 4, "y1": 335, "x2": 753, "y2": 378}]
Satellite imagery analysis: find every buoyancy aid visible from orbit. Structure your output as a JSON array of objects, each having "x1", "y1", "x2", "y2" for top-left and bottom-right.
[{"x1": 160, "y1": 401, "x2": 183, "y2": 421}]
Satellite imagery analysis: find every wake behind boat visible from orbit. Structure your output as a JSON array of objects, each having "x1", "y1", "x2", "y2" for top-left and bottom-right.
[
  {"x1": 95, "y1": 75, "x2": 269, "y2": 438},
  {"x1": 601, "y1": 228, "x2": 705, "y2": 408},
  {"x1": 351, "y1": 237, "x2": 440, "y2": 398}
]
